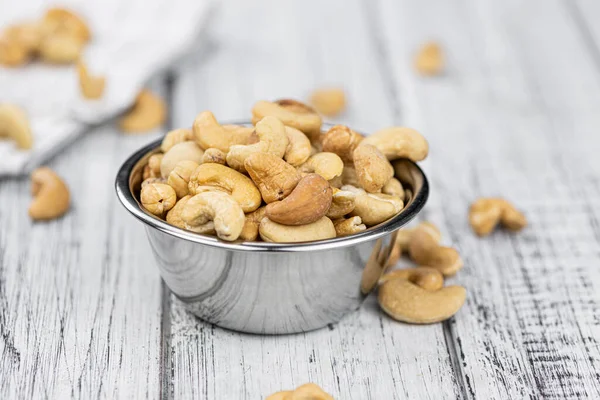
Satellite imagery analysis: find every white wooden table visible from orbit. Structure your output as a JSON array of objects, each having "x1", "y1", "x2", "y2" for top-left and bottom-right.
[{"x1": 2, "y1": 0, "x2": 600, "y2": 398}]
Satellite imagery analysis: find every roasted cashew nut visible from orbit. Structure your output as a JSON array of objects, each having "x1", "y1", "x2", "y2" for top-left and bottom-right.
[
  {"x1": 333, "y1": 216, "x2": 366, "y2": 237},
  {"x1": 251, "y1": 99, "x2": 322, "y2": 142},
  {"x1": 378, "y1": 267, "x2": 466, "y2": 324},
  {"x1": 160, "y1": 141, "x2": 204, "y2": 178},
  {"x1": 167, "y1": 160, "x2": 199, "y2": 198},
  {"x1": 245, "y1": 152, "x2": 301, "y2": 203},
  {"x1": 326, "y1": 188, "x2": 356, "y2": 219},
  {"x1": 39, "y1": 34, "x2": 84, "y2": 64},
  {"x1": 297, "y1": 152, "x2": 344, "y2": 181},
  {"x1": 226, "y1": 116, "x2": 289, "y2": 172},
  {"x1": 0, "y1": 103, "x2": 33, "y2": 149},
  {"x1": 408, "y1": 223, "x2": 462, "y2": 276},
  {"x1": 201, "y1": 148, "x2": 227, "y2": 165},
  {"x1": 42, "y1": 7, "x2": 91, "y2": 43},
  {"x1": 360, "y1": 127, "x2": 428, "y2": 162},
  {"x1": 181, "y1": 191, "x2": 245, "y2": 241},
  {"x1": 382, "y1": 177, "x2": 404, "y2": 198},
  {"x1": 321, "y1": 125, "x2": 363, "y2": 162},
  {"x1": 188, "y1": 163, "x2": 261, "y2": 213},
  {"x1": 415, "y1": 42, "x2": 444, "y2": 76},
  {"x1": 161, "y1": 128, "x2": 193, "y2": 153},
  {"x1": 118, "y1": 89, "x2": 167, "y2": 133},
  {"x1": 259, "y1": 217, "x2": 336, "y2": 243},
  {"x1": 29, "y1": 167, "x2": 70, "y2": 220},
  {"x1": 266, "y1": 383, "x2": 333, "y2": 400},
  {"x1": 284, "y1": 126, "x2": 312, "y2": 166},
  {"x1": 351, "y1": 192, "x2": 404, "y2": 226},
  {"x1": 0, "y1": 36, "x2": 30, "y2": 66},
  {"x1": 353, "y1": 144, "x2": 394, "y2": 193},
  {"x1": 265, "y1": 173, "x2": 332, "y2": 225},
  {"x1": 469, "y1": 198, "x2": 527, "y2": 236},
  {"x1": 193, "y1": 111, "x2": 255, "y2": 152},
  {"x1": 239, "y1": 206, "x2": 266, "y2": 241},
  {"x1": 140, "y1": 183, "x2": 177, "y2": 217}
]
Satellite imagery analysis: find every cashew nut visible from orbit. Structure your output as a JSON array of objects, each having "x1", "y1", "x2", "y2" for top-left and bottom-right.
[
  {"x1": 28, "y1": 167, "x2": 70, "y2": 220},
  {"x1": 392, "y1": 222, "x2": 441, "y2": 259},
  {"x1": 42, "y1": 7, "x2": 91, "y2": 43},
  {"x1": 201, "y1": 148, "x2": 227, "y2": 165},
  {"x1": 39, "y1": 34, "x2": 83, "y2": 64},
  {"x1": 310, "y1": 87, "x2": 346, "y2": 116},
  {"x1": 141, "y1": 177, "x2": 164, "y2": 188},
  {"x1": 351, "y1": 193, "x2": 403, "y2": 226},
  {"x1": 353, "y1": 144, "x2": 394, "y2": 193},
  {"x1": 77, "y1": 59, "x2": 105, "y2": 99},
  {"x1": 360, "y1": 127, "x2": 428, "y2": 162},
  {"x1": 382, "y1": 177, "x2": 404, "y2": 198},
  {"x1": 3, "y1": 23, "x2": 42, "y2": 54},
  {"x1": 244, "y1": 152, "x2": 301, "y2": 203},
  {"x1": 297, "y1": 152, "x2": 343, "y2": 181},
  {"x1": 167, "y1": 160, "x2": 199, "y2": 198},
  {"x1": 341, "y1": 164, "x2": 359, "y2": 187},
  {"x1": 0, "y1": 103, "x2": 33, "y2": 149},
  {"x1": 267, "y1": 383, "x2": 333, "y2": 400},
  {"x1": 166, "y1": 195, "x2": 208, "y2": 231},
  {"x1": 326, "y1": 188, "x2": 356, "y2": 219},
  {"x1": 469, "y1": 198, "x2": 527, "y2": 236},
  {"x1": 188, "y1": 163, "x2": 261, "y2": 213},
  {"x1": 408, "y1": 223, "x2": 462, "y2": 276},
  {"x1": 284, "y1": 126, "x2": 311, "y2": 166},
  {"x1": 118, "y1": 89, "x2": 167, "y2": 133},
  {"x1": 181, "y1": 191, "x2": 245, "y2": 241},
  {"x1": 239, "y1": 206, "x2": 266, "y2": 241},
  {"x1": 140, "y1": 183, "x2": 177, "y2": 217},
  {"x1": 251, "y1": 99, "x2": 322, "y2": 142},
  {"x1": 147, "y1": 153, "x2": 163, "y2": 178},
  {"x1": 265, "y1": 173, "x2": 332, "y2": 225},
  {"x1": 378, "y1": 267, "x2": 466, "y2": 324},
  {"x1": 322, "y1": 125, "x2": 363, "y2": 162},
  {"x1": 226, "y1": 116, "x2": 289, "y2": 172},
  {"x1": 259, "y1": 217, "x2": 336, "y2": 243},
  {"x1": 193, "y1": 111, "x2": 255, "y2": 152},
  {"x1": 160, "y1": 141, "x2": 204, "y2": 178},
  {"x1": 161, "y1": 128, "x2": 193, "y2": 153},
  {"x1": 0, "y1": 36, "x2": 30, "y2": 66},
  {"x1": 415, "y1": 42, "x2": 443, "y2": 76},
  {"x1": 333, "y1": 216, "x2": 366, "y2": 237}
]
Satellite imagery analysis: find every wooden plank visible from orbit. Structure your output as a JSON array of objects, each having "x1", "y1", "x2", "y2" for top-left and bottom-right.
[
  {"x1": 374, "y1": 0, "x2": 600, "y2": 398},
  {"x1": 167, "y1": 0, "x2": 462, "y2": 398},
  {"x1": 0, "y1": 121, "x2": 164, "y2": 397}
]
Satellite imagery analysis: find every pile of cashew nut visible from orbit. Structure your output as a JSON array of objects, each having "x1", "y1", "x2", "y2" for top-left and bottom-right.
[{"x1": 137, "y1": 99, "x2": 429, "y2": 243}]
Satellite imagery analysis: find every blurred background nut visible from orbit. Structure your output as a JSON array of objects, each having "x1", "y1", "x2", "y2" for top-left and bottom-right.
[
  {"x1": 361, "y1": 127, "x2": 428, "y2": 162},
  {"x1": 353, "y1": 144, "x2": 394, "y2": 193},
  {"x1": 408, "y1": 223, "x2": 462, "y2": 276},
  {"x1": 266, "y1": 383, "x2": 333, "y2": 400},
  {"x1": 0, "y1": 36, "x2": 30, "y2": 66},
  {"x1": 119, "y1": 89, "x2": 167, "y2": 133},
  {"x1": 309, "y1": 87, "x2": 346, "y2": 116},
  {"x1": 77, "y1": 59, "x2": 105, "y2": 99},
  {"x1": 39, "y1": 33, "x2": 84, "y2": 64},
  {"x1": 41, "y1": 7, "x2": 91, "y2": 43},
  {"x1": 3, "y1": 23, "x2": 42, "y2": 54},
  {"x1": 415, "y1": 41, "x2": 444, "y2": 76},
  {"x1": 166, "y1": 195, "x2": 192, "y2": 229},
  {"x1": 0, "y1": 103, "x2": 33, "y2": 149},
  {"x1": 469, "y1": 198, "x2": 527, "y2": 236},
  {"x1": 28, "y1": 167, "x2": 70, "y2": 221},
  {"x1": 321, "y1": 125, "x2": 363, "y2": 162},
  {"x1": 140, "y1": 182, "x2": 176, "y2": 217},
  {"x1": 378, "y1": 267, "x2": 466, "y2": 324}
]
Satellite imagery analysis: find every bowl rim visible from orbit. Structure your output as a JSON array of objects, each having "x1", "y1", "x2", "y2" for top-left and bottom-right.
[{"x1": 115, "y1": 122, "x2": 429, "y2": 253}]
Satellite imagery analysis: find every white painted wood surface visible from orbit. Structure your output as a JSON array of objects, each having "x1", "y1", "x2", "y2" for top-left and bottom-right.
[{"x1": 2, "y1": 0, "x2": 600, "y2": 399}]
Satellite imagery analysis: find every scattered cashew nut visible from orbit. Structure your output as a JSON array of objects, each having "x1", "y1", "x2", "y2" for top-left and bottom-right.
[
  {"x1": 77, "y1": 59, "x2": 105, "y2": 99},
  {"x1": 265, "y1": 173, "x2": 332, "y2": 225},
  {"x1": 188, "y1": 163, "x2": 261, "y2": 213},
  {"x1": 39, "y1": 33, "x2": 83, "y2": 64},
  {"x1": 245, "y1": 152, "x2": 301, "y2": 203},
  {"x1": 469, "y1": 198, "x2": 527, "y2": 236},
  {"x1": 119, "y1": 89, "x2": 167, "y2": 133},
  {"x1": 181, "y1": 191, "x2": 245, "y2": 241},
  {"x1": 0, "y1": 103, "x2": 33, "y2": 149},
  {"x1": 226, "y1": 116, "x2": 289, "y2": 172},
  {"x1": 415, "y1": 41, "x2": 444, "y2": 76},
  {"x1": 259, "y1": 216, "x2": 336, "y2": 243},
  {"x1": 42, "y1": 7, "x2": 91, "y2": 43},
  {"x1": 29, "y1": 167, "x2": 70, "y2": 220},
  {"x1": 378, "y1": 267, "x2": 466, "y2": 324},
  {"x1": 408, "y1": 223, "x2": 462, "y2": 276},
  {"x1": 360, "y1": 127, "x2": 428, "y2": 162},
  {"x1": 0, "y1": 36, "x2": 30, "y2": 66}
]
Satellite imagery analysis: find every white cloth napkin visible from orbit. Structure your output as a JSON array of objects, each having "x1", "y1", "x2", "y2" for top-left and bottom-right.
[{"x1": 0, "y1": 0, "x2": 214, "y2": 176}]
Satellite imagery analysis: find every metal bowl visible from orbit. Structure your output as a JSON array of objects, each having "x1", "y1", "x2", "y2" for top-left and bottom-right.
[{"x1": 115, "y1": 124, "x2": 429, "y2": 334}]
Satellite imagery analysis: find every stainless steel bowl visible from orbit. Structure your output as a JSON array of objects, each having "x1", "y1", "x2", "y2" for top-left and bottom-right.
[{"x1": 115, "y1": 124, "x2": 429, "y2": 334}]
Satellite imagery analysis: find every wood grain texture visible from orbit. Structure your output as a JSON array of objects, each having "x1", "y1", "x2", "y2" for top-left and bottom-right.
[
  {"x1": 0, "y1": 122, "x2": 164, "y2": 398},
  {"x1": 168, "y1": 0, "x2": 460, "y2": 399}
]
